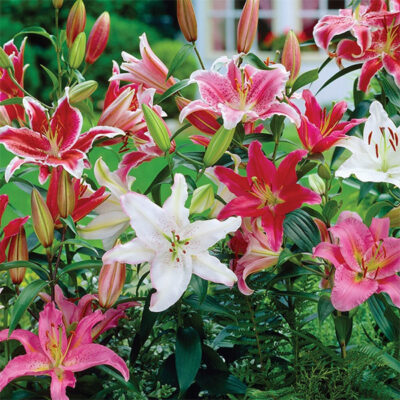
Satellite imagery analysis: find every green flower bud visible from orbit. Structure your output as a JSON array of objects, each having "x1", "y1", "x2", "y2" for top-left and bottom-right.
[
  {"x1": 189, "y1": 184, "x2": 214, "y2": 214},
  {"x1": 69, "y1": 32, "x2": 86, "y2": 69},
  {"x1": 0, "y1": 47, "x2": 13, "y2": 70},
  {"x1": 52, "y1": 0, "x2": 64, "y2": 9},
  {"x1": 69, "y1": 80, "x2": 98, "y2": 103},
  {"x1": 142, "y1": 104, "x2": 171, "y2": 153},
  {"x1": 31, "y1": 189, "x2": 54, "y2": 249},
  {"x1": 203, "y1": 125, "x2": 235, "y2": 167},
  {"x1": 318, "y1": 163, "x2": 331, "y2": 180},
  {"x1": 308, "y1": 174, "x2": 326, "y2": 195}
]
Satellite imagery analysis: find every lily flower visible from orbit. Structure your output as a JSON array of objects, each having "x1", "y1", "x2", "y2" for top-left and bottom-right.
[
  {"x1": 336, "y1": 101, "x2": 400, "y2": 187},
  {"x1": 0, "y1": 302, "x2": 129, "y2": 400},
  {"x1": 313, "y1": 211, "x2": 400, "y2": 311},
  {"x1": 0, "y1": 91, "x2": 123, "y2": 183},
  {"x1": 0, "y1": 194, "x2": 29, "y2": 263},
  {"x1": 296, "y1": 90, "x2": 365, "y2": 153},
  {"x1": 215, "y1": 141, "x2": 321, "y2": 251},
  {"x1": 78, "y1": 158, "x2": 134, "y2": 250},
  {"x1": 112, "y1": 33, "x2": 175, "y2": 94},
  {"x1": 103, "y1": 173, "x2": 241, "y2": 312},
  {"x1": 179, "y1": 59, "x2": 300, "y2": 130}
]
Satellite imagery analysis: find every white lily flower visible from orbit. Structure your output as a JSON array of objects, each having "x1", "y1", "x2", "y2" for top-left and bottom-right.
[
  {"x1": 78, "y1": 158, "x2": 135, "y2": 250},
  {"x1": 103, "y1": 173, "x2": 241, "y2": 312},
  {"x1": 336, "y1": 101, "x2": 400, "y2": 187}
]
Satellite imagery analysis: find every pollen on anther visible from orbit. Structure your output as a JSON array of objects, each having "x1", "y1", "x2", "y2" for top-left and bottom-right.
[
  {"x1": 375, "y1": 144, "x2": 379, "y2": 158},
  {"x1": 368, "y1": 131, "x2": 373, "y2": 145}
]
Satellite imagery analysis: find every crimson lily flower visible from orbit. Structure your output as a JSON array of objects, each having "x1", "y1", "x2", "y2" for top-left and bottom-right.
[
  {"x1": 215, "y1": 141, "x2": 321, "y2": 251},
  {"x1": 0, "y1": 194, "x2": 29, "y2": 263},
  {"x1": 313, "y1": 0, "x2": 399, "y2": 53},
  {"x1": 0, "y1": 91, "x2": 123, "y2": 183},
  {"x1": 313, "y1": 212, "x2": 400, "y2": 311},
  {"x1": 297, "y1": 90, "x2": 365, "y2": 153},
  {"x1": 0, "y1": 302, "x2": 129, "y2": 400}
]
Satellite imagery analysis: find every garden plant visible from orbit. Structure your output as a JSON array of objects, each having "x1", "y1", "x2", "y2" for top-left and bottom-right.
[{"x1": 0, "y1": 0, "x2": 400, "y2": 399}]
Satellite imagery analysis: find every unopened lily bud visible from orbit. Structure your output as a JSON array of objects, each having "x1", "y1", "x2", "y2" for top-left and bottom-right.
[
  {"x1": 66, "y1": 0, "x2": 86, "y2": 48},
  {"x1": 142, "y1": 104, "x2": 171, "y2": 153},
  {"x1": 177, "y1": 0, "x2": 197, "y2": 42},
  {"x1": 69, "y1": 80, "x2": 98, "y2": 103},
  {"x1": 308, "y1": 174, "x2": 326, "y2": 195},
  {"x1": 52, "y1": 0, "x2": 63, "y2": 9},
  {"x1": 0, "y1": 47, "x2": 13, "y2": 70},
  {"x1": 176, "y1": 96, "x2": 220, "y2": 134},
  {"x1": 237, "y1": 0, "x2": 259, "y2": 54},
  {"x1": 85, "y1": 12, "x2": 110, "y2": 64},
  {"x1": 31, "y1": 189, "x2": 54, "y2": 249},
  {"x1": 386, "y1": 206, "x2": 400, "y2": 228},
  {"x1": 57, "y1": 169, "x2": 76, "y2": 218},
  {"x1": 190, "y1": 184, "x2": 214, "y2": 214},
  {"x1": 203, "y1": 126, "x2": 235, "y2": 167},
  {"x1": 98, "y1": 257, "x2": 126, "y2": 308},
  {"x1": 8, "y1": 226, "x2": 28, "y2": 285},
  {"x1": 318, "y1": 163, "x2": 331, "y2": 180},
  {"x1": 281, "y1": 30, "x2": 301, "y2": 86},
  {"x1": 69, "y1": 32, "x2": 86, "y2": 69}
]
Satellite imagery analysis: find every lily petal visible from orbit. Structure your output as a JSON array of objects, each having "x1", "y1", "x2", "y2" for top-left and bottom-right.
[
  {"x1": 377, "y1": 274, "x2": 400, "y2": 307},
  {"x1": 49, "y1": 370, "x2": 76, "y2": 400},
  {"x1": 103, "y1": 238, "x2": 154, "y2": 265}
]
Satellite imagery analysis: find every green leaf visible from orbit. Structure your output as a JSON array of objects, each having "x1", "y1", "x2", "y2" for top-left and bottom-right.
[
  {"x1": 378, "y1": 73, "x2": 400, "y2": 109},
  {"x1": 58, "y1": 260, "x2": 103, "y2": 276},
  {"x1": 196, "y1": 370, "x2": 247, "y2": 395},
  {"x1": 364, "y1": 201, "x2": 393, "y2": 225},
  {"x1": 283, "y1": 209, "x2": 321, "y2": 252},
  {"x1": 60, "y1": 215, "x2": 78, "y2": 235},
  {"x1": 96, "y1": 365, "x2": 140, "y2": 393},
  {"x1": 166, "y1": 43, "x2": 194, "y2": 81},
  {"x1": 317, "y1": 63, "x2": 363, "y2": 94},
  {"x1": 14, "y1": 26, "x2": 56, "y2": 47},
  {"x1": 290, "y1": 68, "x2": 319, "y2": 95},
  {"x1": 318, "y1": 57, "x2": 332, "y2": 73},
  {"x1": 156, "y1": 79, "x2": 191, "y2": 104},
  {"x1": 9, "y1": 280, "x2": 48, "y2": 335},
  {"x1": 322, "y1": 200, "x2": 340, "y2": 222},
  {"x1": 269, "y1": 289, "x2": 319, "y2": 302},
  {"x1": 175, "y1": 327, "x2": 202, "y2": 394},
  {"x1": 184, "y1": 294, "x2": 236, "y2": 320},
  {"x1": 0, "y1": 261, "x2": 49, "y2": 278},
  {"x1": 0, "y1": 97, "x2": 23, "y2": 106},
  {"x1": 242, "y1": 53, "x2": 269, "y2": 70},
  {"x1": 353, "y1": 78, "x2": 364, "y2": 107},
  {"x1": 53, "y1": 238, "x2": 99, "y2": 255},
  {"x1": 270, "y1": 115, "x2": 285, "y2": 140},
  {"x1": 318, "y1": 295, "x2": 334, "y2": 324},
  {"x1": 40, "y1": 64, "x2": 59, "y2": 95},
  {"x1": 190, "y1": 275, "x2": 208, "y2": 304},
  {"x1": 356, "y1": 344, "x2": 400, "y2": 374},
  {"x1": 333, "y1": 313, "x2": 353, "y2": 346}
]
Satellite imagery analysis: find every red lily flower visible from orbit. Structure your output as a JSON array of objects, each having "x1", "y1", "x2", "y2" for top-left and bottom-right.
[
  {"x1": 0, "y1": 91, "x2": 123, "y2": 183},
  {"x1": 297, "y1": 90, "x2": 365, "y2": 153},
  {"x1": 215, "y1": 141, "x2": 321, "y2": 251}
]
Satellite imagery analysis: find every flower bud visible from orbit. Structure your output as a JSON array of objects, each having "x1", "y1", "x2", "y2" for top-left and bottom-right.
[
  {"x1": 190, "y1": 184, "x2": 214, "y2": 214},
  {"x1": 318, "y1": 163, "x2": 331, "y2": 180},
  {"x1": 31, "y1": 189, "x2": 54, "y2": 249},
  {"x1": 69, "y1": 32, "x2": 86, "y2": 69},
  {"x1": 281, "y1": 30, "x2": 301, "y2": 86},
  {"x1": 85, "y1": 12, "x2": 110, "y2": 64},
  {"x1": 69, "y1": 80, "x2": 98, "y2": 103},
  {"x1": 98, "y1": 257, "x2": 126, "y2": 308},
  {"x1": 52, "y1": 0, "x2": 64, "y2": 9},
  {"x1": 386, "y1": 206, "x2": 400, "y2": 228},
  {"x1": 308, "y1": 174, "x2": 326, "y2": 195},
  {"x1": 66, "y1": 0, "x2": 86, "y2": 48},
  {"x1": 142, "y1": 104, "x2": 171, "y2": 153},
  {"x1": 177, "y1": 0, "x2": 197, "y2": 42},
  {"x1": 203, "y1": 126, "x2": 235, "y2": 167},
  {"x1": 237, "y1": 0, "x2": 259, "y2": 54},
  {"x1": 57, "y1": 169, "x2": 76, "y2": 219},
  {"x1": 8, "y1": 226, "x2": 28, "y2": 285},
  {"x1": 0, "y1": 47, "x2": 13, "y2": 70}
]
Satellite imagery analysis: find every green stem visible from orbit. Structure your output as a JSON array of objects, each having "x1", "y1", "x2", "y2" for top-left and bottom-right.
[
  {"x1": 170, "y1": 123, "x2": 191, "y2": 142},
  {"x1": 3, "y1": 305, "x2": 9, "y2": 361},
  {"x1": 55, "y1": 8, "x2": 62, "y2": 98},
  {"x1": 272, "y1": 139, "x2": 279, "y2": 163},
  {"x1": 47, "y1": 250, "x2": 55, "y2": 302},
  {"x1": 175, "y1": 150, "x2": 203, "y2": 167},
  {"x1": 246, "y1": 297, "x2": 263, "y2": 368},
  {"x1": 53, "y1": 227, "x2": 66, "y2": 283},
  {"x1": 193, "y1": 42, "x2": 205, "y2": 70}
]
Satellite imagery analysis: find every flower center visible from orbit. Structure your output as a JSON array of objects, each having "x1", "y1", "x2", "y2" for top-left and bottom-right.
[
  {"x1": 367, "y1": 126, "x2": 399, "y2": 171},
  {"x1": 235, "y1": 71, "x2": 253, "y2": 110},
  {"x1": 164, "y1": 230, "x2": 190, "y2": 262},
  {"x1": 250, "y1": 176, "x2": 284, "y2": 209},
  {"x1": 383, "y1": 25, "x2": 399, "y2": 54},
  {"x1": 356, "y1": 240, "x2": 387, "y2": 279}
]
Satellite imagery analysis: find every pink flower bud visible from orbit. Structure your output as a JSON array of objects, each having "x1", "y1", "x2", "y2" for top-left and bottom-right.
[
  {"x1": 237, "y1": 0, "x2": 259, "y2": 54},
  {"x1": 177, "y1": 0, "x2": 197, "y2": 42},
  {"x1": 98, "y1": 260, "x2": 126, "y2": 309},
  {"x1": 8, "y1": 226, "x2": 28, "y2": 285},
  {"x1": 66, "y1": 0, "x2": 86, "y2": 48},
  {"x1": 85, "y1": 12, "x2": 110, "y2": 65},
  {"x1": 281, "y1": 30, "x2": 301, "y2": 86}
]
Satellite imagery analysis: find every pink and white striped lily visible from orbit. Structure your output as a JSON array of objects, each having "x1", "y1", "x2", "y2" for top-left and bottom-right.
[
  {"x1": 0, "y1": 90, "x2": 123, "y2": 183},
  {"x1": 313, "y1": 212, "x2": 400, "y2": 311},
  {"x1": 180, "y1": 59, "x2": 300, "y2": 130},
  {"x1": 0, "y1": 302, "x2": 129, "y2": 400}
]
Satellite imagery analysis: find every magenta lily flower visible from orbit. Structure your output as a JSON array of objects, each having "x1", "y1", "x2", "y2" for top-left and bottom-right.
[
  {"x1": 180, "y1": 59, "x2": 300, "y2": 130},
  {"x1": 0, "y1": 91, "x2": 123, "y2": 183},
  {"x1": 313, "y1": 211, "x2": 400, "y2": 311},
  {"x1": 0, "y1": 302, "x2": 129, "y2": 400},
  {"x1": 296, "y1": 90, "x2": 365, "y2": 153},
  {"x1": 215, "y1": 141, "x2": 321, "y2": 251},
  {"x1": 313, "y1": 0, "x2": 399, "y2": 52}
]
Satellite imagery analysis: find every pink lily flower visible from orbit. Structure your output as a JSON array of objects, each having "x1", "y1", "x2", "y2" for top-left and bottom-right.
[
  {"x1": 0, "y1": 302, "x2": 129, "y2": 400},
  {"x1": 0, "y1": 90, "x2": 123, "y2": 183},
  {"x1": 230, "y1": 218, "x2": 281, "y2": 295},
  {"x1": 215, "y1": 141, "x2": 321, "y2": 252},
  {"x1": 0, "y1": 194, "x2": 29, "y2": 263},
  {"x1": 112, "y1": 33, "x2": 176, "y2": 94},
  {"x1": 313, "y1": 0, "x2": 399, "y2": 52},
  {"x1": 313, "y1": 211, "x2": 400, "y2": 311},
  {"x1": 336, "y1": 25, "x2": 400, "y2": 91},
  {"x1": 179, "y1": 60, "x2": 300, "y2": 130},
  {"x1": 296, "y1": 90, "x2": 365, "y2": 153}
]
